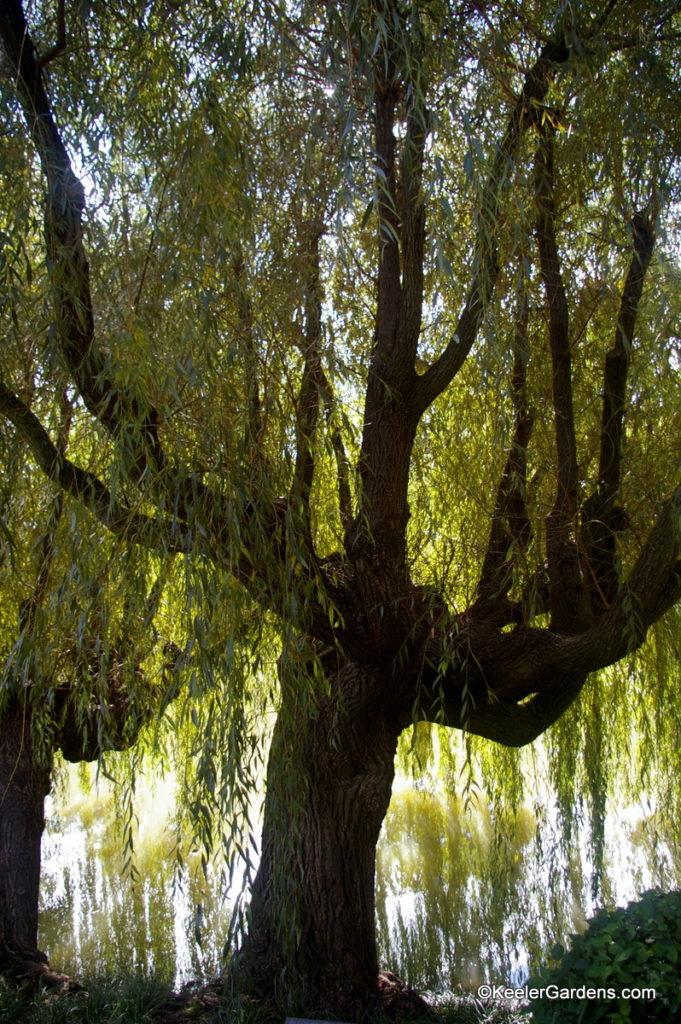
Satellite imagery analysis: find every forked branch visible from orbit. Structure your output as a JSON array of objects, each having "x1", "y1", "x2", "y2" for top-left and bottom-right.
[
  {"x1": 581, "y1": 212, "x2": 656, "y2": 611},
  {"x1": 414, "y1": 37, "x2": 570, "y2": 415}
]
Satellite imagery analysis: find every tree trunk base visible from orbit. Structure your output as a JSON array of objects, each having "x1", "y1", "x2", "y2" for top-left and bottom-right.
[
  {"x1": 377, "y1": 971, "x2": 435, "y2": 1021},
  {"x1": 152, "y1": 970, "x2": 433, "y2": 1024},
  {"x1": 239, "y1": 655, "x2": 409, "y2": 1019},
  {"x1": 0, "y1": 945, "x2": 81, "y2": 992}
]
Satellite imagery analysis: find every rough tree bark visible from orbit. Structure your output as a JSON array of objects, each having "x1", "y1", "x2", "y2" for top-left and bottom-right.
[
  {"x1": 0, "y1": 670, "x2": 164, "y2": 984},
  {"x1": 242, "y1": 657, "x2": 403, "y2": 1015},
  {"x1": 0, "y1": 698, "x2": 52, "y2": 981}
]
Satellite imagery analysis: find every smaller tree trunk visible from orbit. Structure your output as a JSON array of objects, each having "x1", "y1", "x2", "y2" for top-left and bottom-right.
[
  {"x1": 239, "y1": 658, "x2": 403, "y2": 1018},
  {"x1": 0, "y1": 696, "x2": 52, "y2": 980}
]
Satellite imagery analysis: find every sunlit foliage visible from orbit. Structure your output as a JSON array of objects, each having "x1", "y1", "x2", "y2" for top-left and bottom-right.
[{"x1": 1, "y1": 0, "x2": 681, "y2": 1010}]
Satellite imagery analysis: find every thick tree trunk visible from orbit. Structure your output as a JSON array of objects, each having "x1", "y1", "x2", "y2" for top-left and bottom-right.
[
  {"x1": 240, "y1": 658, "x2": 403, "y2": 1018},
  {"x1": 0, "y1": 696, "x2": 52, "y2": 980}
]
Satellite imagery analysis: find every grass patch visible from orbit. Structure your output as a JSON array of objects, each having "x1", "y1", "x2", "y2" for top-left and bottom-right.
[
  {"x1": 0, "y1": 974, "x2": 173, "y2": 1024},
  {"x1": 0, "y1": 976, "x2": 528, "y2": 1024}
]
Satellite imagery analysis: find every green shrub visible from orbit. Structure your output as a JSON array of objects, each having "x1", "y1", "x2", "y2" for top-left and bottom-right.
[{"x1": 525, "y1": 889, "x2": 681, "y2": 1023}]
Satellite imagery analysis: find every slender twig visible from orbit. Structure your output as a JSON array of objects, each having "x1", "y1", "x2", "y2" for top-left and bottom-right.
[{"x1": 37, "y1": 0, "x2": 66, "y2": 68}]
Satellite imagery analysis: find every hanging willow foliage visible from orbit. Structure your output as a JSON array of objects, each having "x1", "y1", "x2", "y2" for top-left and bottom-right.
[{"x1": 1, "y1": 0, "x2": 681, "y2": 1014}]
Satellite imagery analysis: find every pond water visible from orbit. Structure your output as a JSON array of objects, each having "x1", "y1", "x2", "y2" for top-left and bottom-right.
[{"x1": 39, "y1": 763, "x2": 676, "y2": 994}]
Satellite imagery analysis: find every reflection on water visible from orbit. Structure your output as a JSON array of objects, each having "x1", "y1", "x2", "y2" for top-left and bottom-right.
[
  {"x1": 40, "y1": 765, "x2": 677, "y2": 992},
  {"x1": 375, "y1": 779, "x2": 679, "y2": 992},
  {"x1": 40, "y1": 770, "x2": 231, "y2": 988}
]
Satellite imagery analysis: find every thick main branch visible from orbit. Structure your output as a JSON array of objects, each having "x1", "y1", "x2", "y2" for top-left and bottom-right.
[
  {"x1": 0, "y1": 1, "x2": 166, "y2": 487},
  {"x1": 580, "y1": 212, "x2": 655, "y2": 612},
  {"x1": 534, "y1": 122, "x2": 584, "y2": 632}
]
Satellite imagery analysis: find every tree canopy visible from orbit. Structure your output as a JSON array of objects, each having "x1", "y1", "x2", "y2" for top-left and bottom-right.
[{"x1": 1, "y1": 0, "x2": 681, "y2": 1015}]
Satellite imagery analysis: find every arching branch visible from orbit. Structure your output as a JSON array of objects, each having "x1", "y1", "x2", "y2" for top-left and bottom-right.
[
  {"x1": 414, "y1": 478, "x2": 681, "y2": 749},
  {"x1": 0, "y1": 383, "x2": 190, "y2": 554},
  {"x1": 0, "y1": 1, "x2": 314, "y2": 608},
  {"x1": 0, "y1": 2, "x2": 168, "y2": 489}
]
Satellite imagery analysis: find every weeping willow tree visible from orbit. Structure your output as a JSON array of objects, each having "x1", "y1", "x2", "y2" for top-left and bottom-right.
[{"x1": 1, "y1": 0, "x2": 681, "y2": 1015}]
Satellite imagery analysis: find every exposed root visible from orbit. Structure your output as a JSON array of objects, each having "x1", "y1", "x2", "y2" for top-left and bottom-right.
[
  {"x1": 378, "y1": 970, "x2": 435, "y2": 1021},
  {"x1": 151, "y1": 977, "x2": 229, "y2": 1024},
  {"x1": 0, "y1": 949, "x2": 82, "y2": 993}
]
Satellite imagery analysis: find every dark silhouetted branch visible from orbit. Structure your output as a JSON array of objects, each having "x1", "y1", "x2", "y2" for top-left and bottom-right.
[
  {"x1": 0, "y1": 382, "x2": 190, "y2": 553},
  {"x1": 581, "y1": 212, "x2": 655, "y2": 612},
  {"x1": 473, "y1": 290, "x2": 534, "y2": 624},
  {"x1": 0, "y1": 0, "x2": 165, "y2": 486},
  {"x1": 291, "y1": 223, "x2": 325, "y2": 539},
  {"x1": 534, "y1": 120, "x2": 584, "y2": 632},
  {"x1": 414, "y1": 37, "x2": 570, "y2": 415},
  {"x1": 232, "y1": 244, "x2": 265, "y2": 457}
]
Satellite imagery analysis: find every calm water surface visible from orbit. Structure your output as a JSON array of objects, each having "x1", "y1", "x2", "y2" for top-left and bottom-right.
[{"x1": 39, "y1": 765, "x2": 672, "y2": 992}]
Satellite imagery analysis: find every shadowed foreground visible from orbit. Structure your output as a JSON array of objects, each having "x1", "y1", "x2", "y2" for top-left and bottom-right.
[{"x1": 0, "y1": 973, "x2": 525, "y2": 1024}]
